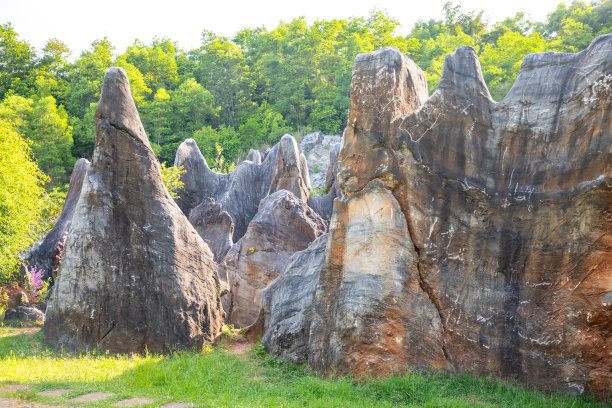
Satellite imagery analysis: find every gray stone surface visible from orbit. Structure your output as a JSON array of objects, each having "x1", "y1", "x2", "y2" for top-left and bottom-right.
[
  {"x1": 44, "y1": 67, "x2": 223, "y2": 353},
  {"x1": 261, "y1": 234, "x2": 328, "y2": 364},
  {"x1": 69, "y1": 392, "x2": 113, "y2": 403},
  {"x1": 268, "y1": 134, "x2": 311, "y2": 203},
  {"x1": 304, "y1": 35, "x2": 612, "y2": 399},
  {"x1": 4, "y1": 306, "x2": 45, "y2": 322},
  {"x1": 225, "y1": 190, "x2": 326, "y2": 328},
  {"x1": 246, "y1": 149, "x2": 262, "y2": 165},
  {"x1": 188, "y1": 198, "x2": 234, "y2": 262},
  {"x1": 300, "y1": 132, "x2": 342, "y2": 190},
  {"x1": 174, "y1": 139, "x2": 278, "y2": 241}
]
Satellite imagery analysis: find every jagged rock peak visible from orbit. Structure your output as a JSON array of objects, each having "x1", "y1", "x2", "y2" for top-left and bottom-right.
[
  {"x1": 44, "y1": 67, "x2": 224, "y2": 353},
  {"x1": 437, "y1": 46, "x2": 492, "y2": 100},
  {"x1": 268, "y1": 134, "x2": 311, "y2": 202}
]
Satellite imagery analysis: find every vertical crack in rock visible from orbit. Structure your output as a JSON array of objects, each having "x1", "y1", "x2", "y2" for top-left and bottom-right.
[{"x1": 404, "y1": 209, "x2": 453, "y2": 368}]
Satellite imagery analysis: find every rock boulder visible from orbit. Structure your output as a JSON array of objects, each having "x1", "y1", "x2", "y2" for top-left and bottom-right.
[
  {"x1": 268, "y1": 35, "x2": 612, "y2": 399},
  {"x1": 188, "y1": 198, "x2": 234, "y2": 262},
  {"x1": 44, "y1": 67, "x2": 224, "y2": 353},
  {"x1": 225, "y1": 190, "x2": 326, "y2": 328},
  {"x1": 300, "y1": 132, "x2": 342, "y2": 190}
]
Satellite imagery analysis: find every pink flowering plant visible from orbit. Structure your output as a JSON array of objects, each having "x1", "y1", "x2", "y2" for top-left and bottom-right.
[{"x1": 25, "y1": 264, "x2": 51, "y2": 303}]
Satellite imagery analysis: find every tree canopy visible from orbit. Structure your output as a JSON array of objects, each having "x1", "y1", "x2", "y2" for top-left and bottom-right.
[{"x1": 0, "y1": 1, "x2": 610, "y2": 180}]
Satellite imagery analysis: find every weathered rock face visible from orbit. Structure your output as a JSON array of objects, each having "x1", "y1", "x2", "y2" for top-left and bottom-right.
[
  {"x1": 188, "y1": 198, "x2": 234, "y2": 262},
  {"x1": 246, "y1": 149, "x2": 262, "y2": 165},
  {"x1": 44, "y1": 67, "x2": 223, "y2": 353},
  {"x1": 24, "y1": 158, "x2": 90, "y2": 281},
  {"x1": 307, "y1": 144, "x2": 343, "y2": 221},
  {"x1": 268, "y1": 134, "x2": 312, "y2": 203},
  {"x1": 272, "y1": 35, "x2": 611, "y2": 399},
  {"x1": 5, "y1": 305, "x2": 44, "y2": 322},
  {"x1": 300, "y1": 132, "x2": 342, "y2": 190},
  {"x1": 309, "y1": 180, "x2": 450, "y2": 375},
  {"x1": 225, "y1": 190, "x2": 327, "y2": 328},
  {"x1": 261, "y1": 234, "x2": 327, "y2": 364},
  {"x1": 174, "y1": 139, "x2": 278, "y2": 241}
]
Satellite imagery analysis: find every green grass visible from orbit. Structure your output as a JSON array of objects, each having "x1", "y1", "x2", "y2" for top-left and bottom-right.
[{"x1": 0, "y1": 324, "x2": 606, "y2": 408}]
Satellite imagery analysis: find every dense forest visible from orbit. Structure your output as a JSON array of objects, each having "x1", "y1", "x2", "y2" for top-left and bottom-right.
[{"x1": 0, "y1": 0, "x2": 610, "y2": 282}]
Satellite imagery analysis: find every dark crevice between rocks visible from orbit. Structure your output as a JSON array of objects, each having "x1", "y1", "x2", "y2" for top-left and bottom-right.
[
  {"x1": 98, "y1": 321, "x2": 116, "y2": 343},
  {"x1": 399, "y1": 194, "x2": 455, "y2": 371}
]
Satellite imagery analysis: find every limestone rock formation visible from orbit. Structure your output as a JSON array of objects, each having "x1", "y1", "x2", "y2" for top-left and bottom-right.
[
  {"x1": 174, "y1": 139, "x2": 278, "y2": 241},
  {"x1": 268, "y1": 134, "x2": 312, "y2": 203},
  {"x1": 246, "y1": 149, "x2": 262, "y2": 165},
  {"x1": 300, "y1": 132, "x2": 342, "y2": 190},
  {"x1": 309, "y1": 180, "x2": 449, "y2": 375},
  {"x1": 307, "y1": 144, "x2": 343, "y2": 221},
  {"x1": 261, "y1": 234, "x2": 327, "y2": 364},
  {"x1": 188, "y1": 198, "x2": 234, "y2": 262},
  {"x1": 24, "y1": 158, "x2": 90, "y2": 281},
  {"x1": 268, "y1": 34, "x2": 612, "y2": 399},
  {"x1": 44, "y1": 67, "x2": 223, "y2": 353},
  {"x1": 225, "y1": 190, "x2": 327, "y2": 328}
]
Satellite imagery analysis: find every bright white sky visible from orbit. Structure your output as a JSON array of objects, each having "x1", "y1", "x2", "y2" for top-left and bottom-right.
[{"x1": 1, "y1": 0, "x2": 564, "y2": 57}]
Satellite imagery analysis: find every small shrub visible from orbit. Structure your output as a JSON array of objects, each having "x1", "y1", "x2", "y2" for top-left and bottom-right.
[
  {"x1": 248, "y1": 247, "x2": 255, "y2": 254},
  {"x1": 313, "y1": 164, "x2": 319, "y2": 173},
  {"x1": 221, "y1": 324, "x2": 246, "y2": 340},
  {"x1": 160, "y1": 162, "x2": 186, "y2": 199},
  {"x1": 0, "y1": 288, "x2": 8, "y2": 311}
]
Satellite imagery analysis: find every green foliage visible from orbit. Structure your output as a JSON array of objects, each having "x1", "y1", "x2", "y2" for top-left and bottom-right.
[
  {"x1": 35, "y1": 187, "x2": 67, "y2": 241},
  {"x1": 0, "y1": 288, "x2": 8, "y2": 311},
  {"x1": 0, "y1": 94, "x2": 75, "y2": 185},
  {"x1": 0, "y1": 23, "x2": 37, "y2": 98},
  {"x1": 160, "y1": 162, "x2": 186, "y2": 199},
  {"x1": 0, "y1": 118, "x2": 48, "y2": 283},
  {"x1": 221, "y1": 324, "x2": 246, "y2": 340}
]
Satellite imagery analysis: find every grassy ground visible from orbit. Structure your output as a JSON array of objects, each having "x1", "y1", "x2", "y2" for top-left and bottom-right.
[{"x1": 0, "y1": 321, "x2": 606, "y2": 408}]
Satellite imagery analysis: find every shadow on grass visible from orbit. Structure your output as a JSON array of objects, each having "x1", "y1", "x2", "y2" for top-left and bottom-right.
[{"x1": 0, "y1": 328, "x2": 607, "y2": 408}]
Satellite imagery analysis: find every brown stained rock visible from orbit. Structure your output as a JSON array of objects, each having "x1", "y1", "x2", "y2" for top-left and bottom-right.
[
  {"x1": 268, "y1": 134, "x2": 311, "y2": 203},
  {"x1": 23, "y1": 158, "x2": 90, "y2": 282},
  {"x1": 43, "y1": 67, "x2": 223, "y2": 354},
  {"x1": 309, "y1": 180, "x2": 449, "y2": 376},
  {"x1": 188, "y1": 198, "x2": 234, "y2": 263},
  {"x1": 311, "y1": 36, "x2": 611, "y2": 399},
  {"x1": 226, "y1": 190, "x2": 326, "y2": 328}
]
